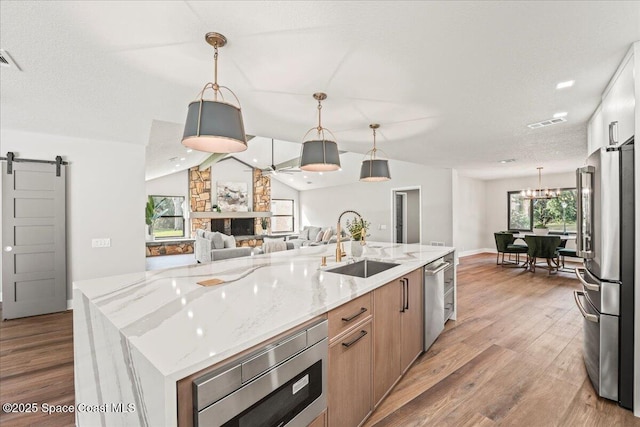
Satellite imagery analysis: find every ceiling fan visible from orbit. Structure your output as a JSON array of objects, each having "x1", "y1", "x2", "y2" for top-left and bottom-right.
[{"x1": 260, "y1": 139, "x2": 301, "y2": 175}]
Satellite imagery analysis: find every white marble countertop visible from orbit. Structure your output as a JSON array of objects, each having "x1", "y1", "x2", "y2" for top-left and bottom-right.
[{"x1": 73, "y1": 242, "x2": 454, "y2": 381}]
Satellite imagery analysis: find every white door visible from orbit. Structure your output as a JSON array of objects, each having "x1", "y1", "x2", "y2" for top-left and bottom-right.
[{"x1": 2, "y1": 161, "x2": 67, "y2": 319}]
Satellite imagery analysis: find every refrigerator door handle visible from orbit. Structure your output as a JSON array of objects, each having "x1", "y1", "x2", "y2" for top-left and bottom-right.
[
  {"x1": 575, "y1": 267, "x2": 600, "y2": 292},
  {"x1": 576, "y1": 165, "x2": 595, "y2": 259},
  {"x1": 573, "y1": 291, "x2": 599, "y2": 323}
]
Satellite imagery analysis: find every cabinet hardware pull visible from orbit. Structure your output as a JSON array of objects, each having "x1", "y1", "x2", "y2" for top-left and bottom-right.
[
  {"x1": 400, "y1": 278, "x2": 406, "y2": 312},
  {"x1": 341, "y1": 307, "x2": 367, "y2": 322},
  {"x1": 608, "y1": 121, "x2": 618, "y2": 145},
  {"x1": 342, "y1": 330, "x2": 368, "y2": 348},
  {"x1": 405, "y1": 278, "x2": 409, "y2": 311}
]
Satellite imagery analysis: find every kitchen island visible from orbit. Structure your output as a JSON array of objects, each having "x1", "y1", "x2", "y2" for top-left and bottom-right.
[{"x1": 73, "y1": 242, "x2": 455, "y2": 426}]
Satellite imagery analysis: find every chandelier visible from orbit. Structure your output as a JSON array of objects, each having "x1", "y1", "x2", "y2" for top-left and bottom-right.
[{"x1": 521, "y1": 167, "x2": 558, "y2": 199}]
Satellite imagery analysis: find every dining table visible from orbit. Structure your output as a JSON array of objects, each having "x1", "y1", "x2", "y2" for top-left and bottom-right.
[{"x1": 512, "y1": 233, "x2": 576, "y2": 273}]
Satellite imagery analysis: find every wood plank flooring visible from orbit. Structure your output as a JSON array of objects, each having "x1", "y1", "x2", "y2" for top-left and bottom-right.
[
  {"x1": 0, "y1": 308, "x2": 74, "y2": 427},
  {"x1": 365, "y1": 254, "x2": 639, "y2": 427},
  {"x1": 0, "y1": 253, "x2": 637, "y2": 426}
]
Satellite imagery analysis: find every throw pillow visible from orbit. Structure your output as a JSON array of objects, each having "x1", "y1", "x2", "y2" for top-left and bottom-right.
[
  {"x1": 322, "y1": 228, "x2": 333, "y2": 242},
  {"x1": 299, "y1": 228, "x2": 310, "y2": 241},
  {"x1": 314, "y1": 230, "x2": 324, "y2": 243},
  {"x1": 223, "y1": 234, "x2": 236, "y2": 248},
  {"x1": 307, "y1": 226, "x2": 322, "y2": 242},
  {"x1": 211, "y1": 232, "x2": 225, "y2": 250},
  {"x1": 264, "y1": 237, "x2": 284, "y2": 242}
]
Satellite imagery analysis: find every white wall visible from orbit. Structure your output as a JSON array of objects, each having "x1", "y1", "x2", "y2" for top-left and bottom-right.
[
  {"x1": 482, "y1": 171, "x2": 576, "y2": 249},
  {"x1": 299, "y1": 159, "x2": 453, "y2": 245},
  {"x1": 452, "y1": 172, "x2": 487, "y2": 256},
  {"x1": 271, "y1": 178, "x2": 300, "y2": 232},
  {"x1": 0, "y1": 129, "x2": 146, "y2": 303},
  {"x1": 145, "y1": 170, "x2": 188, "y2": 201}
]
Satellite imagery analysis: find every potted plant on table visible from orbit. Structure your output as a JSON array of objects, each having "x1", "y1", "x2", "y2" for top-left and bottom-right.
[
  {"x1": 533, "y1": 202, "x2": 553, "y2": 235},
  {"x1": 345, "y1": 217, "x2": 370, "y2": 257}
]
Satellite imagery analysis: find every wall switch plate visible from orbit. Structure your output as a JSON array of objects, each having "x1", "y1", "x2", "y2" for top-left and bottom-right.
[
  {"x1": 92, "y1": 238, "x2": 111, "y2": 248},
  {"x1": 379, "y1": 224, "x2": 387, "y2": 230}
]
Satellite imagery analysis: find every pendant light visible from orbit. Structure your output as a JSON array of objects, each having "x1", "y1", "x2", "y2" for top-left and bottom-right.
[
  {"x1": 299, "y1": 92, "x2": 341, "y2": 172},
  {"x1": 182, "y1": 32, "x2": 247, "y2": 153},
  {"x1": 521, "y1": 167, "x2": 558, "y2": 199},
  {"x1": 360, "y1": 124, "x2": 391, "y2": 182}
]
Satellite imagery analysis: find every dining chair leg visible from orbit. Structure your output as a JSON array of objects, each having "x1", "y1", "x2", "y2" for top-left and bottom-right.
[{"x1": 497, "y1": 252, "x2": 500, "y2": 265}]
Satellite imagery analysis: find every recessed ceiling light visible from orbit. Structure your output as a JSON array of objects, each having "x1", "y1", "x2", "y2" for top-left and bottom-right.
[
  {"x1": 553, "y1": 112, "x2": 568, "y2": 118},
  {"x1": 253, "y1": 158, "x2": 258, "y2": 163},
  {"x1": 186, "y1": 149, "x2": 193, "y2": 153},
  {"x1": 319, "y1": 172, "x2": 323, "y2": 175},
  {"x1": 303, "y1": 175, "x2": 308, "y2": 179},
  {"x1": 556, "y1": 80, "x2": 574, "y2": 89},
  {"x1": 175, "y1": 164, "x2": 180, "y2": 167},
  {"x1": 499, "y1": 159, "x2": 516, "y2": 164},
  {"x1": 180, "y1": 157, "x2": 186, "y2": 161}
]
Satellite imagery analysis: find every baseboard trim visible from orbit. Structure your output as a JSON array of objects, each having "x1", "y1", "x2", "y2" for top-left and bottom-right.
[{"x1": 459, "y1": 248, "x2": 495, "y2": 257}]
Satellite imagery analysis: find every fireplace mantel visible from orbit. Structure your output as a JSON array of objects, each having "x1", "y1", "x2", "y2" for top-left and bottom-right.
[{"x1": 190, "y1": 211, "x2": 272, "y2": 219}]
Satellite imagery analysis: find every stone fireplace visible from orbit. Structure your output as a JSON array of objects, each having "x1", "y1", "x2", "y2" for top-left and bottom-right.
[{"x1": 189, "y1": 165, "x2": 270, "y2": 247}]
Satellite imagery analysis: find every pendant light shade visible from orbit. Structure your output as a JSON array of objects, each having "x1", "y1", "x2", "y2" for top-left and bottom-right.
[
  {"x1": 360, "y1": 124, "x2": 391, "y2": 182},
  {"x1": 300, "y1": 140, "x2": 341, "y2": 172},
  {"x1": 300, "y1": 93, "x2": 341, "y2": 172},
  {"x1": 182, "y1": 32, "x2": 247, "y2": 153}
]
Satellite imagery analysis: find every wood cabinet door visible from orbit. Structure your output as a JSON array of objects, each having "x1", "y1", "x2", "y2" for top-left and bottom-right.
[
  {"x1": 400, "y1": 269, "x2": 424, "y2": 373},
  {"x1": 373, "y1": 280, "x2": 402, "y2": 406},
  {"x1": 328, "y1": 322, "x2": 372, "y2": 427}
]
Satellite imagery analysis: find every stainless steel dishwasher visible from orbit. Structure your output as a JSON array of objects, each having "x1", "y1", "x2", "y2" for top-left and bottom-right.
[{"x1": 424, "y1": 258, "x2": 453, "y2": 351}]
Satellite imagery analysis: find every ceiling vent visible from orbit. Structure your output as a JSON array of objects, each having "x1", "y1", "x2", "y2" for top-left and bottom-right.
[
  {"x1": 527, "y1": 117, "x2": 566, "y2": 129},
  {"x1": 0, "y1": 49, "x2": 21, "y2": 70}
]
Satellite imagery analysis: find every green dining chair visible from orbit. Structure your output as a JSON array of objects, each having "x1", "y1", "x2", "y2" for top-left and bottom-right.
[
  {"x1": 524, "y1": 235, "x2": 561, "y2": 274},
  {"x1": 494, "y1": 232, "x2": 528, "y2": 267}
]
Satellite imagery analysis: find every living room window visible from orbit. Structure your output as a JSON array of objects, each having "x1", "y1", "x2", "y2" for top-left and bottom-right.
[
  {"x1": 507, "y1": 188, "x2": 577, "y2": 232},
  {"x1": 270, "y1": 199, "x2": 294, "y2": 233},
  {"x1": 150, "y1": 195, "x2": 185, "y2": 238}
]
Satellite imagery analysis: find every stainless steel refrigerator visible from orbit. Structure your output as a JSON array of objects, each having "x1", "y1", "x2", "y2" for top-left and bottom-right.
[{"x1": 574, "y1": 136, "x2": 634, "y2": 410}]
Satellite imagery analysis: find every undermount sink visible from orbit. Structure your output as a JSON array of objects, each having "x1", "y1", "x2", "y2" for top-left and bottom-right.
[{"x1": 325, "y1": 259, "x2": 399, "y2": 278}]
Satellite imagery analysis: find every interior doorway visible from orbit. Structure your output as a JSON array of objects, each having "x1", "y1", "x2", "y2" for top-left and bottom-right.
[{"x1": 391, "y1": 187, "x2": 421, "y2": 244}]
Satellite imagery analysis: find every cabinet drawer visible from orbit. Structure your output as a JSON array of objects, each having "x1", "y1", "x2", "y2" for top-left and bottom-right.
[{"x1": 328, "y1": 293, "x2": 372, "y2": 340}]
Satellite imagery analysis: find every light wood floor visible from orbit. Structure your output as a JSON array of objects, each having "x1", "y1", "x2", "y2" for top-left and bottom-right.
[
  {"x1": 0, "y1": 253, "x2": 637, "y2": 426},
  {"x1": 365, "y1": 254, "x2": 638, "y2": 427}
]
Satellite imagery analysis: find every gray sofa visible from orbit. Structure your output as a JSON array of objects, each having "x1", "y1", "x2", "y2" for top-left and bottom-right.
[
  {"x1": 195, "y1": 230, "x2": 262, "y2": 263},
  {"x1": 290, "y1": 225, "x2": 342, "y2": 246}
]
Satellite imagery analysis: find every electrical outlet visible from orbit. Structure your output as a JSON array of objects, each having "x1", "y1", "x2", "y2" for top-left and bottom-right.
[
  {"x1": 379, "y1": 224, "x2": 387, "y2": 230},
  {"x1": 92, "y1": 238, "x2": 111, "y2": 248}
]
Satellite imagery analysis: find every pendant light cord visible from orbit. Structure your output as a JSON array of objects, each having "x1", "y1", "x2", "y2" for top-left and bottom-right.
[
  {"x1": 213, "y1": 43, "x2": 219, "y2": 100},
  {"x1": 316, "y1": 99, "x2": 323, "y2": 137},
  {"x1": 371, "y1": 127, "x2": 377, "y2": 159}
]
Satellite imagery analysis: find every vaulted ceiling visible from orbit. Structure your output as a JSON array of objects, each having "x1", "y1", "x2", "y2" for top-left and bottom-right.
[{"x1": 1, "y1": 1, "x2": 639, "y2": 182}]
